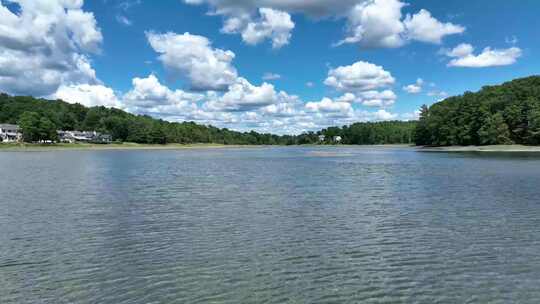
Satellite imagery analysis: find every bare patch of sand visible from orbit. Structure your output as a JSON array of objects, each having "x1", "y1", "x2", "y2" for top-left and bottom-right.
[{"x1": 419, "y1": 145, "x2": 540, "y2": 153}]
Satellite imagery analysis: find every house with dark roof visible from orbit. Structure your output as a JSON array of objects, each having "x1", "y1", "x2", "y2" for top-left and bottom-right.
[
  {"x1": 0, "y1": 124, "x2": 22, "y2": 143},
  {"x1": 57, "y1": 130, "x2": 112, "y2": 144}
]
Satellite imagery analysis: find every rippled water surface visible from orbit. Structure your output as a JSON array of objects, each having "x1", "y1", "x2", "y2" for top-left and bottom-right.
[{"x1": 2, "y1": 146, "x2": 540, "y2": 303}]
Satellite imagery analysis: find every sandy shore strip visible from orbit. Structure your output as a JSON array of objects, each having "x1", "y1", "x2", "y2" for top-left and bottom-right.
[
  {"x1": 0, "y1": 143, "x2": 417, "y2": 151},
  {"x1": 3, "y1": 143, "x2": 540, "y2": 153},
  {"x1": 0, "y1": 143, "x2": 267, "y2": 152},
  {"x1": 418, "y1": 145, "x2": 540, "y2": 152}
]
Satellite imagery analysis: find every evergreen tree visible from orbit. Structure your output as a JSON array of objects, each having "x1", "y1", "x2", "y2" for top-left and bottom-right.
[{"x1": 414, "y1": 105, "x2": 431, "y2": 146}]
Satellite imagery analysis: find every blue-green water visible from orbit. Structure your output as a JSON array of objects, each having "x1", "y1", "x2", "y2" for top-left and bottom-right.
[{"x1": 2, "y1": 147, "x2": 540, "y2": 303}]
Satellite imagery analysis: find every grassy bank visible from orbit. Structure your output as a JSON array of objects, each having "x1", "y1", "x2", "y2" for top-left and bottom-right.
[{"x1": 0, "y1": 142, "x2": 262, "y2": 151}]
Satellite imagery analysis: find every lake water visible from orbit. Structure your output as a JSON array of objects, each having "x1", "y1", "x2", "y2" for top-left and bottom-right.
[{"x1": 2, "y1": 146, "x2": 540, "y2": 303}]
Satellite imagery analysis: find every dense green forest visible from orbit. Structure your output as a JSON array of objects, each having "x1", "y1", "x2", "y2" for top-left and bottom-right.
[
  {"x1": 415, "y1": 76, "x2": 540, "y2": 146},
  {"x1": 0, "y1": 92, "x2": 416, "y2": 145},
  {"x1": 0, "y1": 93, "x2": 295, "y2": 145}
]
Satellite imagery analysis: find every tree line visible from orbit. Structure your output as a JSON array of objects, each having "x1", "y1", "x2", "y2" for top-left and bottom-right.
[
  {"x1": 0, "y1": 94, "x2": 296, "y2": 145},
  {"x1": 6, "y1": 76, "x2": 539, "y2": 147},
  {"x1": 415, "y1": 76, "x2": 540, "y2": 146},
  {"x1": 296, "y1": 121, "x2": 416, "y2": 145},
  {"x1": 1, "y1": 93, "x2": 416, "y2": 145}
]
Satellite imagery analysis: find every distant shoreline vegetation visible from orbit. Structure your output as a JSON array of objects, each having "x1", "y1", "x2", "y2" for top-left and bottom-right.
[
  {"x1": 0, "y1": 93, "x2": 415, "y2": 146},
  {"x1": 415, "y1": 76, "x2": 540, "y2": 146},
  {"x1": 3, "y1": 75, "x2": 540, "y2": 148}
]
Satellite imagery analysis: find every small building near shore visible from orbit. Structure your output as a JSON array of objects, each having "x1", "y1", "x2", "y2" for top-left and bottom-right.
[
  {"x1": 58, "y1": 130, "x2": 112, "y2": 144},
  {"x1": 0, "y1": 124, "x2": 22, "y2": 143},
  {"x1": 333, "y1": 136, "x2": 343, "y2": 144},
  {"x1": 318, "y1": 135, "x2": 326, "y2": 142}
]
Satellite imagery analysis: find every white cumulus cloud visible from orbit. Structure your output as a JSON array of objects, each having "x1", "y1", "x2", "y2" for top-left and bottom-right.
[
  {"x1": 444, "y1": 43, "x2": 522, "y2": 68},
  {"x1": 123, "y1": 75, "x2": 202, "y2": 113},
  {"x1": 54, "y1": 84, "x2": 121, "y2": 108},
  {"x1": 324, "y1": 61, "x2": 395, "y2": 92},
  {"x1": 337, "y1": 0, "x2": 406, "y2": 48},
  {"x1": 305, "y1": 97, "x2": 353, "y2": 117},
  {"x1": 146, "y1": 32, "x2": 238, "y2": 91},
  {"x1": 337, "y1": 0, "x2": 464, "y2": 48},
  {"x1": 183, "y1": 0, "x2": 359, "y2": 19},
  {"x1": 227, "y1": 8, "x2": 294, "y2": 49},
  {"x1": 323, "y1": 61, "x2": 398, "y2": 109},
  {"x1": 0, "y1": 0, "x2": 103, "y2": 96},
  {"x1": 373, "y1": 109, "x2": 398, "y2": 120},
  {"x1": 403, "y1": 9, "x2": 465, "y2": 44},
  {"x1": 204, "y1": 77, "x2": 297, "y2": 112},
  {"x1": 444, "y1": 43, "x2": 474, "y2": 58},
  {"x1": 358, "y1": 90, "x2": 397, "y2": 107},
  {"x1": 185, "y1": 0, "x2": 463, "y2": 49},
  {"x1": 403, "y1": 78, "x2": 424, "y2": 94},
  {"x1": 112, "y1": 74, "x2": 403, "y2": 134}
]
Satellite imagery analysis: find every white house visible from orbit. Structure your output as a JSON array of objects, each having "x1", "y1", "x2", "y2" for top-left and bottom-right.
[
  {"x1": 333, "y1": 136, "x2": 342, "y2": 143},
  {"x1": 58, "y1": 130, "x2": 112, "y2": 143},
  {"x1": 0, "y1": 124, "x2": 22, "y2": 143},
  {"x1": 318, "y1": 135, "x2": 326, "y2": 142}
]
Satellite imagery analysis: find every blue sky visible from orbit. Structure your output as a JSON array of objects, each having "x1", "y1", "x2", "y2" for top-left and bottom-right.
[{"x1": 0, "y1": 0, "x2": 538, "y2": 134}]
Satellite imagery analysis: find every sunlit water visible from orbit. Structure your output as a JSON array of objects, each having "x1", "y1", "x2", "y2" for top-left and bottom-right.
[{"x1": 2, "y1": 146, "x2": 540, "y2": 303}]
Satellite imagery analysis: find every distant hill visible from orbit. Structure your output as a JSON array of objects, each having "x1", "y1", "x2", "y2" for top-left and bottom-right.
[{"x1": 415, "y1": 76, "x2": 540, "y2": 146}]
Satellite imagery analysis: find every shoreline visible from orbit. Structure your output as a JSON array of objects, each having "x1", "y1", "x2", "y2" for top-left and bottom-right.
[
  {"x1": 2, "y1": 143, "x2": 540, "y2": 153},
  {"x1": 418, "y1": 145, "x2": 540, "y2": 153},
  {"x1": 0, "y1": 143, "x2": 268, "y2": 152}
]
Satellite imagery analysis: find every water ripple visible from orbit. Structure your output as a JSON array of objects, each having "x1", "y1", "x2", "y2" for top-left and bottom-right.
[{"x1": 1, "y1": 147, "x2": 540, "y2": 303}]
